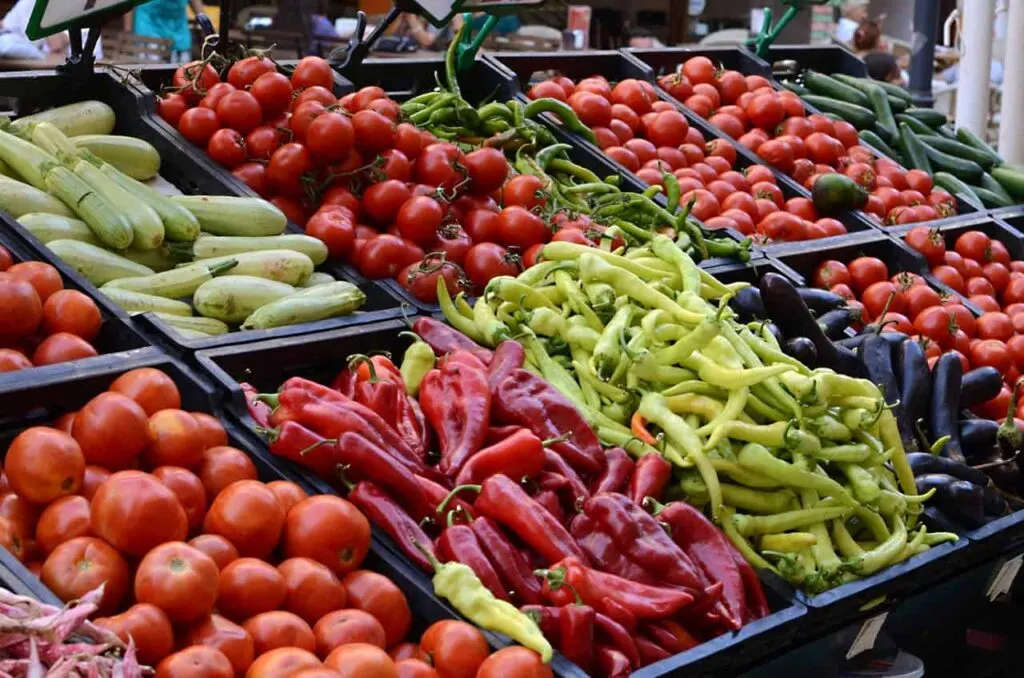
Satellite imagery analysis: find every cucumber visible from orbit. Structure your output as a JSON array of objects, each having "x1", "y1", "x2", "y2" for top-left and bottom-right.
[
  {"x1": 919, "y1": 136, "x2": 996, "y2": 171},
  {"x1": 978, "y1": 172, "x2": 1014, "y2": 204},
  {"x1": 992, "y1": 166, "x2": 1024, "y2": 200},
  {"x1": 45, "y1": 239, "x2": 155, "y2": 285},
  {"x1": 875, "y1": 80, "x2": 913, "y2": 105},
  {"x1": 897, "y1": 124, "x2": 932, "y2": 174},
  {"x1": 895, "y1": 114, "x2": 938, "y2": 137},
  {"x1": 858, "y1": 130, "x2": 900, "y2": 162},
  {"x1": 301, "y1": 272, "x2": 336, "y2": 287},
  {"x1": 154, "y1": 312, "x2": 230, "y2": 336},
  {"x1": 44, "y1": 166, "x2": 134, "y2": 250},
  {"x1": 887, "y1": 95, "x2": 907, "y2": 113},
  {"x1": 180, "y1": 250, "x2": 314, "y2": 286},
  {"x1": 241, "y1": 282, "x2": 366, "y2": 330},
  {"x1": 933, "y1": 172, "x2": 981, "y2": 206},
  {"x1": 172, "y1": 195, "x2": 287, "y2": 237},
  {"x1": 812, "y1": 173, "x2": 868, "y2": 215},
  {"x1": 904, "y1": 107, "x2": 948, "y2": 129},
  {"x1": 17, "y1": 213, "x2": 99, "y2": 245},
  {"x1": 800, "y1": 95, "x2": 875, "y2": 129},
  {"x1": 936, "y1": 125, "x2": 958, "y2": 140},
  {"x1": 103, "y1": 288, "x2": 193, "y2": 316},
  {"x1": 190, "y1": 234, "x2": 329, "y2": 266},
  {"x1": 921, "y1": 142, "x2": 984, "y2": 183},
  {"x1": 193, "y1": 276, "x2": 296, "y2": 324},
  {"x1": 0, "y1": 177, "x2": 75, "y2": 218},
  {"x1": 803, "y1": 71, "x2": 871, "y2": 108},
  {"x1": 103, "y1": 259, "x2": 238, "y2": 299},
  {"x1": 781, "y1": 80, "x2": 811, "y2": 96},
  {"x1": 11, "y1": 101, "x2": 116, "y2": 137},
  {"x1": 98, "y1": 163, "x2": 200, "y2": 242},
  {"x1": 969, "y1": 186, "x2": 1012, "y2": 208},
  {"x1": 865, "y1": 83, "x2": 898, "y2": 145},
  {"x1": 72, "y1": 158, "x2": 164, "y2": 249},
  {"x1": 72, "y1": 135, "x2": 161, "y2": 180},
  {"x1": 955, "y1": 127, "x2": 1003, "y2": 167}
]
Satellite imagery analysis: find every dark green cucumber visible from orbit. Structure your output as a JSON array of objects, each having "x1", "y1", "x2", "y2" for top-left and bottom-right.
[
  {"x1": 864, "y1": 83, "x2": 899, "y2": 144},
  {"x1": 895, "y1": 113, "x2": 939, "y2": 136},
  {"x1": 933, "y1": 172, "x2": 980, "y2": 205},
  {"x1": 803, "y1": 70, "x2": 871, "y2": 108},
  {"x1": 833, "y1": 74, "x2": 913, "y2": 105},
  {"x1": 955, "y1": 127, "x2": 1003, "y2": 167},
  {"x1": 920, "y1": 141, "x2": 984, "y2": 182},
  {"x1": 969, "y1": 186, "x2": 1012, "y2": 208},
  {"x1": 802, "y1": 95, "x2": 875, "y2": 129},
  {"x1": 898, "y1": 123, "x2": 933, "y2": 173},
  {"x1": 887, "y1": 95, "x2": 908, "y2": 113},
  {"x1": 978, "y1": 172, "x2": 1014, "y2": 203},
  {"x1": 859, "y1": 129, "x2": 901, "y2": 162},
  {"x1": 991, "y1": 166, "x2": 1024, "y2": 200},
  {"x1": 781, "y1": 80, "x2": 811, "y2": 96},
  {"x1": 936, "y1": 125, "x2": 957, "y2": 140},
  {"x1": 904, "y1": 107, "x2": 948, "y2": 128},
  {"x1": 875, "y1": 80, "x2": 914, "y2": 105},
  {"x1": 919, "y1": 136, "x2": 996, "y2": 170}
]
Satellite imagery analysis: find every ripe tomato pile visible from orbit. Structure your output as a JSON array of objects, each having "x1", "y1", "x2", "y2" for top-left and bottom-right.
[
  {"x1": 904, "y1": 227, "x2": 1024, "y2": 418},
  {"x1": 0, "y1": 245, "x2": 104, "y2": 372},
  {"x1": 0, "y1": 367, "x2": 542, "y2": 676},
  {"x1": 658, "y1": 57, "x2": 958, "y2": 227},
  {"x1": 528, "y1": 73, "x2": 849, "y2": 243}
]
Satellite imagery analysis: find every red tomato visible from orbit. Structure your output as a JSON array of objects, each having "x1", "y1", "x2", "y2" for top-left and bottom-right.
[
  {"x1": 813, "y1": 260, "x2": 851, "y2": 289},
  {"x1": 848, "y1": 257, "x2": 889, "y2": 295},
  {"x1": 177, "y1": 107, "x2": 219, "y2": 146},
  {"x1": 932, "y1": 264, "x2": 966, "y2": 293},
  {"x1": 977, "y1": 312, "x2": 1014, "y2": 341}
]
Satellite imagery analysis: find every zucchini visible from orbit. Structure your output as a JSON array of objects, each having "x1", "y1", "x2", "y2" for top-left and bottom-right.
[
  {"x1": 955, "y1": 127, "x2": 1003, "y2": 167},
  {"x1": 17, "y1": 213, "x2": 99, "y2": 245},
  {"x1": 865, "y1": 83, "x2": 898, "y2": 145},
  {"x1": 991, "y1": 166, "x2": 1024, "y2": 200},
  {"x1": 29, "y1": 121, "x2": 77, "y2": 158},
  {"x1": 978, "y1": 172, "x2": 1014, "y2": 204},
  {"x1": 800, "y1": 95, "x2": 875, "y2": 129},
  {"x1": 72, "y1": 135, "x2": 161, "y2": 180},
  {"x1": 895, "y1": 114, "x2": 938, "y2": 137},
  {"x1": 803, "y1": 71, "x2": 871, "y2": 108},
  {"x1": 898, "y1": 124, "x2": 932, "y2": 174},
  {"x1": 969, "y1": 186, "x2": 1012, "y2": 208},
  {"x1": 120, "y1": 246, "x2": 186, "y2": 272},
  {"x1": 154, "y1": 313, "x2": 230, "y2": 336},
  {"x1": 904, "y1": 107, "x2": 948, "y2": 129},
  {"x1": 933, "y1": 172, "x2": 981, "y2": 206},
  {"x1": 97, "y1": 162, "x2": 199, "y2": 242},
  {"x1": 45, "y1": 239, "x2": 154, "y2": 285},
  {"x1": 104, "y1": 259, "x2": 238, "y2": 299},
  {"x1": 44, "y1": 165, "x2": 134, "y2": 249},
  {"x1": 173, "y1": 328, "x2": 215, "y2": 340},
  {"x1": 0, "y1": 176, "x2": 75, "y2": 218},
  {"x1": 301, "y1": 272, "x2": 336, "y2": 287},
  {"x1": 72, "y1": 158, "x2": 164, "y2": 249},
  {"x1": 919, "y1": 136, "x2": 996, "y2": 170},
  {"x1": 181, "y1": 250, "x2": 314, "y2": 285},
  {"x1": 11, "y1": 101, "x2": 116, "y2": 137},
  {"x1": 172, "y1": 195, "x2": 287, "y2": 237},
  {"x1": 0, "y1": 128, "x2": 59, "y2": 191},
  {"x1": 921, "y1": 142, "x2": 984, "y2": 183},
  {"x1": 193, "y1": 276, "x2": 296, "y2": 324},
  {"x1": 190, "y1": 234, "x2": 329, "y2": 266},
  {"x1": 104, "y1": 288, "x2": 193, "y2": 316},
  {"x1": 241, "y1": 281, "x2": 366, "y2": 330},
  {"x1": 859, "y1": 130, "x2": 900, "y2": 162}
]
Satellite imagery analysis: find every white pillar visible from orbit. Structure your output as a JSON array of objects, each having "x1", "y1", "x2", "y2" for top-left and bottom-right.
[
  {"x1": 999, "y1": 0, "x2": 1024, "y2": 162},
  {"x1": 954, "y1": 0, "x2": 996, "y2": 137}
]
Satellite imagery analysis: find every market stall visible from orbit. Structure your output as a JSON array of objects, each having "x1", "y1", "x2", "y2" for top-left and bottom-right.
[{"x1": 0, "y1": 0, "x2": 1023, "y2": 676}]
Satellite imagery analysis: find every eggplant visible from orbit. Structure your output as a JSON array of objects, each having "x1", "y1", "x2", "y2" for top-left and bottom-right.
[
  {"x1": 959, "y1": 418, "x2": 999, "y2": 459},
  {"x1": 731, "y1": 287, "x2": 765, "y2": 323},
  {"x1": 818, "y1": 308, "x2": 852, "y2": 339},
  {"x1": 906, "y1": 451, "x2": 990, "y2": 486},
  {"x1": 921, "y1": 505, "x2": 964, "y2": 533},
  {"x1": 929, "y1": 352, "x2": 965, "y2": 462},
  {"x1": 899, "y1": 339, "x2": 930, "y2": 443},
  {"x1": 860, "y1": 334, "x2": 917, "y2": 451},
  {"x1": 836, "y1": 334, "x2": 868, "y2": 350},
  {"x1": 797, "y1": 287, "x2": 847, "y2": 314},
  {"x1": 765, "y1": 322, "x2": 785, "y2": 347},
  {"x1": 982, "y1": 484, "x2": 1010, "y2": 517},
  {"x1": 783, "y1": 336, "x2": 818, "y2": 365},
  {"x1": 760, "y1": 273, "x2": 860, "y2": 376},
  {"x1": 915, "y1": 473, "x2": 986, "y2": 528},
  {"x1": 959, "y1": 367, "x2": 1003, "y2": 411}
]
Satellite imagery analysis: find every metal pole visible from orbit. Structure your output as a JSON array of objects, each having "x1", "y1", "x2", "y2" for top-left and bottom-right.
[
  {"x1": 999, "y1": 0, "x2": 1024, "y2": 162},
  {"x1": 908, "y1": 0, "x2": 939, "y2": 107},
  {"x1": 954, "y1": 0, "x2": 996, "y2": 136}
]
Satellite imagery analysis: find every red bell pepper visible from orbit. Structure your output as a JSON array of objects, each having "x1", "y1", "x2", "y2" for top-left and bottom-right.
[
  {"x1": 419, "y1": 361, "x2": 491, "y2": 477},
  {"x1": 436, "y1": 520, "x2": 509, "y2": 601},
  {"x1": 470, "y1": 516, "x2": 544, "y2": 605},
  {"x1": 592, "y1": 447, "x2": 634, "y2": 495},
  {"x1": 241, "y1": 382, "x2": 272, "y2": 428},
  {"x1": 486, "y1": 340, "x2": 525, "y2": 394},
  {"x1": 347, "y1": 481, "x2": 434, "y2": 572},
  {"x1": 559, "y1": 604, "x2": 595, "y2": 673},
  {"x1": 569, "y1": 514, "x2": 658, "y2": 585},
  {"x1": 413, "y1": 316, "x2": 493, "y2": 364},
  {"x1": 628, "y1": 453, "x2": 672, "y2": 506},
  {"x1": 454, "y1": 429, "x2": 546, "y2": 486}
]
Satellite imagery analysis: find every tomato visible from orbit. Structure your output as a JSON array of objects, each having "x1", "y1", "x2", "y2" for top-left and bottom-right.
[
  {"x1": 678, "y1": 189, "x2": 718, "y2": 221},
  {"x1": 173, "y1": 61, "x2": 220, "y2": 103},
  {"x1": 31, "y1": 333, "x2": 96, "y2": 366},
  {"x1": 0, "y1": 493, "x2": 37, "y2": 541},
  {"x1": 963, "y1": 258, "x2": 984, "y2": 280},
  {"x1": 528, "y1": 81, "x2": 567, "y2": 101},
  {"x1": 646, "y1": 111, "x2": 690, "y2": 148},
  {"x1": 95, "y1": 603, "x2": 174, "y2": 667},
  {"x1": 756, "y1": 211, "x2": 804, "y2": 242},
  {"x1": 944, "y1": 304, "x2": 976, "y2": 337},
  {"x1": 861, "y1": 281, "x2": 905, "y2": 318},
  {"x1": 0, "y1": 277, "x2": 41, "y2": 341},
  {"x1": 956, "y1": 231, "x2": 992, "y2": 262},
  {"x1": 1008, "y1": 335, "x2": 1024, "y2": 370},
  {"x1": 191, "y1": 412, "x2": 228, "y2": 450},
  {"x1": 903, "y1": 168, "x2": 933, "y2": 193},
  {"x1": 462, "y1": 243, "x2": 521, "y2": 291},
  {"x1": 966, "y1": 276, "x2": 997, "y2": 297},
  {"x1": 35, "y1": 495, "x2": 90, "y2": 556},
  {"x1": 212, "y1": 557, "x2": 286, "y2": 623},
  {"x1": 501, "y1": 175, "x2": 548, "y2": 211},
  {"x1": 244, "y1": 610, "x2": 316, "y2": 657},
  {"x1": 151, "y1": 466, "x2": 206, "y2": 534},
  {"x1": 904, "y1": 226, "x2": 946, "y2": 265},
  {"x1": 198, "y1": 82, "x2": 236, "y2": 111},
  {"x1": 80, "y1": 465, "x2": 108, "y2": 501},
  {"x1": 879, "y1": 312, "x2": 914, "y2": 335},
  {"x1": 133, "y1": 541, "x2": 219, "y2": 625},
  {"x1": 812, "y1": 260, "x2": 850, "y2": 289},
  {"x1": 347, "y1": 110, "x2": 394, "y2": 155},
  {"x1": 496, "y1": 206, "x2": 550, "y2": 250},
  {"x1": 246, "y1": 647, "x2": 321, "y2": 678},
  {"x1": 203, "y1": 479, "x2": 283, "y2": 558},
  {"x1": 681, "y1": 56, "x2": 715, "y2": 85},
  {"x1": 361, "y1": 179, "x2": 412, "y2": 225},
  {"x1": 522, "y1": 244, "x2": 545, "y2": 268},
  {"x1": 283, "y1": 496, "x2": 369, "y2": 577},
  {"x1": 276, "y1": 556, "x2": 348, "y2": 627},
  {"x1": 399, "y1": 257, "x2": 467, "y2": 303},
  {"x1": 455, "y1": 148, "x2": 507, "y2": 196},
  {"x1": 213, "y1": 90, "x2": 262, "y2": 134},
  {"x1": 157, "y1": 93, "x2": 188, "y2": 127},
  {"x1": 232, "y1": 162, "x2": 268, "y2": 196},
  {"x1": 805, "y1": 134, "x2": 845, "y2": 168},
  {"x1": 306, "y1": 207, "x2": 356, "y2": 259},
  {"x1": 302, "y1": 112, "x2": 354, "y2": 163},
  {"x1": 6, "y1": 427, "x2": 83, "y2": 505},
  {"x1": 756, "y1": 139, "x2": 794, "y2": 175},
  {"x1": 752, "y1": 181, "x2": 784, "y2": 207},
  {"x1": 972, "y1": 339, "x2": 1013, "y2": 374},
  {"x1": 41, "y1": 536, "x2": 128, "y2": 613},
  {"x1": 180, "y1": 615, "x2": 255, "y2": 676},
  {"x1": 702, "y1": 180, "x2": 733, "y2": 205},
  {"x1": 357, "y1": 234, "x2": 421, "y2": 279},
  {"x1": 903, "y1": 285, "x2": 942, "y2": 319},
  {"x1": 914, "y1": 306, "x2": 958, "y2": 348},
  {"x1": 608, "y1": 79, "x2": 649, "y2": 114},
  {"x1": 974, "y1": 386, "x2": 1013, "y2": 420},
  {"x1": 288, "y1": 100, "x2": 325, "y2": 144},
  {"x1": 476, "y1": 647, "x2": 552, "y2": 678},
  {"x1": 977, "y1": 312, "x2": 1014, "y2": 341},
  {"x1": 971, "y1": 295, "x2": 1001, "y2": 313},
  {"x1": 155, "y1": 646, "x2": 234, "y2": 678},
  {"x1": 290, "y1": 55, "x2": 333, "y2": 90},
  {"x1": 144, "y1": 409, "x2": 205, "y2": 470},
  {"x1": 342, "y1": 570, "x2": 411, "y2": 648},
  {"x1": 892, "y1": 271, "x2": 925, "y2": 292},
  {"x1": 843, "y1": 256, "x2": 887, "y2": 295},
  {"x1": 395, "y1": 659, "x2": 438, "y2": 678},
  {"x1": 0, "y1": 349, "x2": 30, "y2": 373},
  {"x1": 785, "y1": 197, "x2": 818, "y2": 221},
  {"x1": 245, "y1": 72, "x2": 292, "y2": 117},
  {"x1": 264, "y1": 143, "x2": 313, "y2": 198},
  {"x1": 7, "y1": 262, "x2": 60, "y2": 303},
  {"x1": 419, "y1": 620, "x2": 489, "y2": 678},
  {"x1": 264, "y1": 481, "x2": 305, "y2": 518},
  {"x1": 386, "y1": 196, "x2": 443, "y2": 248},
  {"x1": 315, "y1": 609, "x2": 387, "y2": 655},
  {"x1": 989, "y1": 239, "x2": 1012, "y2": 266},
  {"x1": 91, "y1": 470, "x2": 188, "y2": 556},
  {"x1": 569, "y1": 92, "x2": 612, "y2": 127},
  {"x1": 414, "y1": 144, "x2": 467, "y2": 192},
  {"x1": 72, "y1": 392, "x2": 149, "y2": 469},
  {"x1": 932, "y1": 264, "x2": 965, "y2": 293},
  {"x1": 745, "y1": 93, "x2": 785, "y2": 130},
  {"x1": 323, "y1": 643, "x2": 396, "y2": 677}
]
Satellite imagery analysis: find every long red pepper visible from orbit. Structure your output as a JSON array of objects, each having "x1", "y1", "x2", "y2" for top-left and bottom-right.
[
  {"x1": 636, "y1": 636, "x2": 671, "y2": 665},
  {"x1": 413, "y1": 317, "x2": 493, "y2": 363},
  {"x1": 436, "y1": 520, "x2": 510, "y2": 601},
  {"x1": 470, "y1": 516, "x2": 544, "y2": 605},
  {"x1": 418, "y1": 361, "x2": 491, "y2": 476},
  {"x1": 594, "y1": 613, "x2": 640, "y2": 669},
  {"x1": 264, "y1": 420, "x2": 337, "y2": 478},
  {"x1": 347, "y1": 481, "x2": 434, "y2": 572},
  {"x1": 454, "y1": 429, "x2": 546, "y2": 486},
  {"x1": 643, "y1": 621, "x2": 690, "y2": 655},
  {"x1": 444, "y1": 350, "x2": 490, "y2": 374},
  {"x1": 486, "y1": 340, "x2": 525, "y2": 394},
  {"x1": 533, "y1": 490, "x2": 566, "y2": 525},
  {"x1": 595, "y1": 646, "x2": 632, "y2": 678},
  {"x1": 569, "y1": 514, "x2": 658, "y2": 585},
  {"x1": 521, "y1": 605, "x2": 561, "y2": 643},
  {"x1": 543, "y1": 450, "x2": 590, "y2": 506},
  {"x1": 493, "y1": 369, "x2": 605, "y2": 475},
  {"x1": 348, "y1": 356, "x2": 427, "y2": 459},
  {"x1": 484, "y1": 425, "x2": 523, "y2": 445},
  {"x1": 334, "y1": 432, "x2": 432, "y2": 520},
  {"x1": 628, "y1": 453, "x2": 672, "y2": 506},
  {"x1": 726, "y1": 540, "x2": 770, "y2": 621},
  {"x1": 241, "y1": 382, "x2": 272, "y2": 427},
  {"x1": 559, "y1": 604, "x2": 595, "y2": 673},
  {"x1": 592, "y1": 447, "x2": 634, "y2": 495},
  {"x1": 415, "y1": 476, "x2": 472, "y2": 522}
]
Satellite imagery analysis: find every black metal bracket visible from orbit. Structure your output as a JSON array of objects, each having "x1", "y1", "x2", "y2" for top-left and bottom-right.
[
  {"x1": 329, "y1": 6, "x2": 403, "y2": 79},
  {"x1": 56, "y1": 22, "x2": 101, "y2": 79}
]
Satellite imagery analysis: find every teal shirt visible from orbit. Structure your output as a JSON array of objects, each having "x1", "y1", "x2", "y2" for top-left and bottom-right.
[{"x1": 133, "y1": 0, "x2": 192, "y2": 52}]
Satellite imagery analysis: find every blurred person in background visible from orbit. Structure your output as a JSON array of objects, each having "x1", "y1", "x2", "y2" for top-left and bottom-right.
[
  {"x1": 395, "y1": 12, "x2": 464, "y2": 51},
  {"x1": 125, "y1": 0, "x2": 205, "y2": 63},
  {"x1": 835, "y1": 0, "x2": 870, "y2": 44},
  {"x1": 865, "y1": 52, "x2": 904, "y2": 85},
  {"x1": 0, "y1": 0, "x2": 103, "y2": 60}
]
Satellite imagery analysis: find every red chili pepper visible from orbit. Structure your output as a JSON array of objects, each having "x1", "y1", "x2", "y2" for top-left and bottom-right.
[
  {"x1": 598, "y1": 597, "x2": 637, "y2": 631},
  {"x1": 413, "y1": 317, "x2": 493, "y2": 364},
  {"x1": 419, "y1": 362, "x2": 491, "y2": 476},
  {"x1": 521, "y1": 605, "x2": 561, "y2": 643},
  {"x1": 636, "y1": 636, "x2": 671, "y2": 666},
  {"x1": 647, "y1": 498, "x2": 749, "y2": 630},
  {"x1": 726, "y1": 539, "x2": 770, "y2": 621},
  {"x1": 486, "y1": 340, "x2": 525, "y2": 394},
  {"x1": 493, "y1": 369, "x2": 605, "y2": 475},
  {"x1": 595, "y1": 646, "x2": 632, "y2": 678},
  {"x1": 592, "y1": 447, "x2": 635, "y2": 495},
  {"x1": 436, "y1": 520, "x2": 510, "y2": 601},
  {"x1": 264, "y1": 420, "x2": 337, "y2": 478},
  {"x1": 443, "y1": 350, "x2": 490, "y2": 374},
  {"x1": 569, "y1": 514, "x2": 658, "y2": 585},
  {"x1": 653, "y1": 620, "x2": 701, "y2": 653},
  {"x1": 559, "y1": 604, "x2": 595, "y2": 673},
  {"x1": 415, "y1": 476, "x2": 472, "y2": 522},
  {"x1": 333, "y1": 432, "x2": 431, "y2": 520},
  {"x1": 643, "y1": 621, "x2": 690, "y2": 655},
  {"x1": 594, "y1": 613, "x2": 640, "y2": 669},
  {"x1": 241, "y1": 382, "x2": 272, "y2": 427},
  {"x1": 533, "y1": 490, "x2": 566, "y2": 525},
  {"x1": 538, "y1": 557, "x2": 694, "y2": 621},
  {"x1": 543, "y1": 450, "x2": 590, "y2": 507},
  {"x1": 484, "y1": 425, "x2": 523, "y2": 446},
  {"x1": 454, "y1": 429, "x2": 546, "y2": 486},
  {"x1": 347, "y1": 481, "x2": 434, "y2": 572},
  {"x1": 469, "y1": 516, "x2": 545, "y2": 605},
  {"x1": 628, "y1": 453, "x2": 672, "y2": 506},
  {"x1": 347, "y1": 355, "x2": 427, "y2": 459}
]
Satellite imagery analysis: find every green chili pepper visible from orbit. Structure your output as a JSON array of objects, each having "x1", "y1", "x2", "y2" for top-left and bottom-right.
[
  {"x1": 808, "y1": 414, "x2": 852, "y2": 442},
  {"x1": 523, "y1": 98, "x2": 598, "y2": 144},
  {"x1": 813, "y1": 444, "x2": 873, "y2": 463},
  {"x1": 485, "y1": 276, "x2": 555, "y2": 310},
  {"x1": 536, "y1": 143, "x2": 572, "y2": 170},
  {"x1": 732, "y1": 506, "x2": 852, "y2": 537},
  {"x1": 547, "y1": 158, "x2": 603, "y2": 184},
  {"x1": 650, "y1": 319, "x2": 721, "y2": 366},
  {"x1": 399, "y1": 332, "x2": 436, "y2": 397},
  {"x1": 891, "y1": 525, "x2": 929, "y2": 564},
  {"x1": 437, "y1": 278, "x2": 487, "y2": 344},
  {"x1": 845, "y1": 514, "x2": 907, "y2": 576},
  {"x1": 697, "y1": 386, "x2": 749, "y2": 437},
  {"x1": 736, "y1": 443, "x2": 856, "y2": 506},
  {"x1": 710, "y1": 458, "x2": 781, "y2": 489},
  {"x1": 839, "y1": 463, "x2": 881, "y2": 504},
  {"x1": 745, "y1": 391, "x2": 789, "y2": 423},
  {"x1": 403, "y1": 90, "x2": 443, "y2": 108},
  {"x1": 573, "y1": 361, "x2": 631, "y2": 402},
  {"x1": 477, "y1": 101, "x2": 513, "y2": 121},
  {"x1": 579, "y1": 254, "x2": 705, "y2": 325},
  {"x1": 569, "y1": 346, "x2": 602, "y2": 411},
  {"x1": 721, "y1": 483, "x2": 797, "y2": 514},
  {"x1": 650, "y1": 234, "x2": 701, "y2": 293},
  {"x1": 520, "y1": 330, "x2": 586, "y2": 407},
  {"x1": 563, "y1": 182, "x2": 618, "y2": 195},
  {"x1": 543, "y1": 243, "x2": 672, "y2": 281},
  {"x1": 761, "y1": 532, "x2": 818, "y2": 553},
  {"x1": 720, "y1": 507, "x2": 779, "y2": 574},
  {"x1": 878, "y1": 409, "x2": 919, "y2": 521},
  {"x1": 923, "y1": 531, "x2": 958, "y2": 546},
  {"x1": 642, "y1": 185, "x2": 663, "y2": 200},
  {"x1": 663, "y1": 172, "x2": 681, "y2": 212},
  {"x1": 831, "y1": 520, "x2": 864, "y2": 558},
  {"x1": 682, "y1": 352, "x2": 794, "y2": 392},
  {"x1": 473, "y1": 299, "x2": 509, "y2": 346}
]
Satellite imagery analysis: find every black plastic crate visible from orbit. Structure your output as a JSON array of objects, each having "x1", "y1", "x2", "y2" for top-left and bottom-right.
[
  {"x1": 992, "y1": 207, "x2": 1024, "y2": 237},
  {"x1": 771, "y1": 230, "x2": 929, "y2": 288},
  {"x1": 126, "y1": 60, "x2": 353, "y2": 100},
  {"x1": 624, "y1": 46, "x2": 772, "y2": 79},
  {"x1": 757, "y1": 44, "x2": 868, "y2": 78},
  {"x1": 485, "y1": 50, "x2": 653, "y2": 90},
  {"x1": 0, "y1": 345, "x2": 532, "y2": 666},
  {"x1": 0, "y1": 219, "x2": 150, "y2": 387}
]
